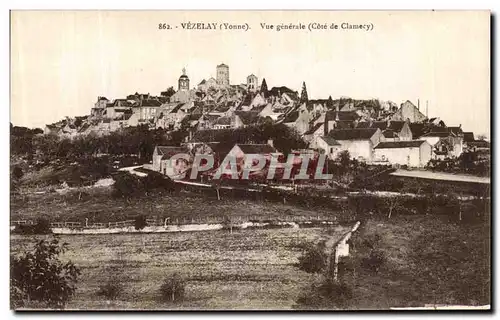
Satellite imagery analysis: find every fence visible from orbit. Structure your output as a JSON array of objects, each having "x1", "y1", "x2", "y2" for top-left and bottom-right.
[
  {"x1": 13, "y1": 214, "x2": 348, "y2": 229},
  {"x1": 11, "y1": 220, "x2": 35, "y2": 226}
]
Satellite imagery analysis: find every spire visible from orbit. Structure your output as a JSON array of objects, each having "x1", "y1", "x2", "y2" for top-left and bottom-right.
[{"x1": 182, "y1": 67, "x2": 186, "y2": 75}]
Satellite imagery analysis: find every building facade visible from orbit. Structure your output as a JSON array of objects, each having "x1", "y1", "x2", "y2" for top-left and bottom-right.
[
  {"x1": 178, "y1": 68, "x2": 190, "y2": 91},
  {"x1": 247, "y1": 74, "x2": 258, "y2": 91},
  {"x1": 216, "y1": 63, "x2": 230, "y2": 86}
]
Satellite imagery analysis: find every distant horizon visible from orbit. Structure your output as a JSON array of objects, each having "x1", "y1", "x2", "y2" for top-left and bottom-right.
[{"x1": 11, "y1": 11, "x2": 490, "y2": 137}]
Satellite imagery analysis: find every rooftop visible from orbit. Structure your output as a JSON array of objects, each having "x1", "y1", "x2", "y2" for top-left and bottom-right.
[
  {"x1": 236, "y1": 144, "x2": 278, "y2": 154},
  {"x1": 327, "y1": 128, "x2": 379, "y2": 141},
  {"x1": 374, "y1": 140, "x2": 427, "y2": 149}
]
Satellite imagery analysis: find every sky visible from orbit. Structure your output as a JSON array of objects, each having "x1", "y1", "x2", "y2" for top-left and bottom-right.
[{"x1": 10, "y1": 10, "x2": 490, "y2": 137}]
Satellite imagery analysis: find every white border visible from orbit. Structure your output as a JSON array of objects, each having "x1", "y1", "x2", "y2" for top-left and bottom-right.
[{"x1": 3, "y1": 1, "x2": 497, "y2": 320}]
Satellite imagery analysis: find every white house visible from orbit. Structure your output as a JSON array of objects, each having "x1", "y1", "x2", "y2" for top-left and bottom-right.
[
  {"x1": 316, "y1": 136, "x2": 342, "y2": 159},
  {"x1": 327, "y1": 128, "x2": 384, "y2": 161},
  {"x1": 152, "y1": 146, "x2": 189, "y2": 178},
  {"x1": 373, "y1": 140, "x2": 432, "y2": 167}
]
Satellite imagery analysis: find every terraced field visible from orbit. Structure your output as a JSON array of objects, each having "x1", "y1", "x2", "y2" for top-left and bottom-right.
[{"x1": 11, "y1": 225, "x2": 350, "y2": 310}]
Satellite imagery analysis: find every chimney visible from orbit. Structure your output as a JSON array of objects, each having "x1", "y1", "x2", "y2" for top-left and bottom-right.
[
  {"x1": 267, "y1": 139, "x2": 274, "y2": 147},
  {"x1": 417, "y1": 99, "x2": 420, "y2": 110}
]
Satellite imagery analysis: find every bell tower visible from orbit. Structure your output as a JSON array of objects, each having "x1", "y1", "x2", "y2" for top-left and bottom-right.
[{"x1": 178, "y1": 67, "x2": 190, "y2": 91}]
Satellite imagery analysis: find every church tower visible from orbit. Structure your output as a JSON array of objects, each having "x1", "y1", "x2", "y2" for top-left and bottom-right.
[
  {"x1": 178, "y1": 68, "x2": 190, "y2": 91},
  {"x1": 216, "y1": 63, "x2": 230, "y2": 87}
]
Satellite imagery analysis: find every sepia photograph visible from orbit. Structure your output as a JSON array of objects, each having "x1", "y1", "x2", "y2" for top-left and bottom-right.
[{"x1": 9, "y1": 10, "x2": 491, "y2": 311}]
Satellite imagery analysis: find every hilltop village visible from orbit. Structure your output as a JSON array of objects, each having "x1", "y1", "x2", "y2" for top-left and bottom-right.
[{"x1": 44, "y1": 63, "x2": 489, "y2": 171}]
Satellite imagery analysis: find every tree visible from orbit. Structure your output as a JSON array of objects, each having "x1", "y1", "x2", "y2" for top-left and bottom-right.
[
  {"x1": 10, "y1": 238, "x2": 81, "y2": 309},
  {"x1": 337, "y1": 151, "x2": 351, "y2": 172},
  {"x1": 12, "y1": 166, "x2": 24, "y2": 180},
  {"x1": 477, "y1": 134, "x2": 487, "y2": 141},
  {"x1": 159, "y1": 273, "x2": 186, "y2": 302},
  {"x1": 260, "y1": 78, "x2": 268, "y2": 96},
  {"x1": 300, "y1": 81, "x2": 308, "y2": 103},
  {"x1": 162, "y1": 86, "x2": 176, "y2": 99},
  {"x1": 327, "y1": 95, "x2": 334, "y2": 109},
  {"x1": 297, "y1": 242, "x2": 327, "y2": 273},
  {"x1": 134, "y1": 215, "x2": 148, "y2": 230}
]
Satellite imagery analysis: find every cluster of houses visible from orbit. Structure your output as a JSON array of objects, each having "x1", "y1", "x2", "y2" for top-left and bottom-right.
[{"x1": 43, "y1": 63, "x2": 489, "y2": 172}]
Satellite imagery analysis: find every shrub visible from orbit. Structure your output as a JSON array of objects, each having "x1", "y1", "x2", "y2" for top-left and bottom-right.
[
  {"x1": 10, "y1": 238, "x2": 80, "y2": 309},
  {"x1": 159, "y1": 273, "x2": 186, "y2": 302},
  {"x1": 12, "y1": 218, "x2": 52, "y2": 235},
  {"x1": 143, "y1": 171, "x2": 177, "y2": 193},
  {"x1": 134, "y1": 215, "x2": 147, "y2": 230},
  {"x1": 297, "y1": 242, "x2": 327, "y2": 274},
  {"x1": 97, "y1": 278, "x2": 123, "y2": 301},
  {"x1": 361, "y1": 249, "x2": 386, "y2": 273},
  {"x1": 295, "y1": 277, "x2": 353, "y2": 309},
  {"x1": 112, "y1": 172, "x2": 143, "y2": 198},
  {"x1": 12, "y1": 166, "x2": 24, "y2": 180}
]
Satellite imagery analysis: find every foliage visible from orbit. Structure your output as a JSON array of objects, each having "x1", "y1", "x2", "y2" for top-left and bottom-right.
[
  {"x1": 162, "y1": 86, "x2": 176, "y2": 99},
  {"x1": 295, "y1": 278, "x2": 353, "y2": 309},
  {"x1": 300, "y1": 82, "x2": 308, "y2": 103},
  {"x1": 426, "y1": 153, "x2": 490, "y2": 177},
  {"x1": 112, "y1": 173, "x2": 144, "y2": 198},
  {"x1": 112, "y1": 172, "x2": 177, "y2": 198},
  {"x1": 134, "y1": 215, "x2": 147, "y2": 230},
  {"x1": 361, "y1": 249, "x2": 386, "y2": 273},
  {"x1": 260, "y1": 78, "x2": 268, "y2": 96},
  {"x1": 159, "y1": 273, "x2": 186, "y2": 302},
  {"x1": 12, "y1": 218, "x2": 52, "y2": 235},
  {"x1": 12, "y1": 166, "x2": 24, "y2": 180},
  {"x1": 97, "y1": 278, "x2": 123, "y2": 301},
  {"x1": 297, "y1": 242, "x2": 327, "y2": 274},
  {"x1": 10, "y1": 238, "x2": 81, "y2": 309},
  {"x1": 192, "y1": 123, "x2": 307, "y2": 155}
]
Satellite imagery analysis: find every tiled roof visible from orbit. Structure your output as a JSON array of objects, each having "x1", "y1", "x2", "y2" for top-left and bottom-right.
[
  {"x1": 325, "y1": 111, "x2": 360, "y2": 122},
  {"x1": 170, "y1": 103, "x2": 184, "y2": 114},
  {"x1": 421, "y1": 132, "x2": 454, "y2": 138},
  {"x1": 214, "y1": 116, "x2": 232, "y2": 126},
  {"x1": 447, "y1": 126, "x2": 463, "y2": 135},
  {"x1": 336, "y1": 120, "x2": 355, "y2": 130},
  {"x1": 388, "y1": 121, "x2": 406, "y2": 132},
  {"x1": 319, "y1": 136, "x2": 341, "y2": 146},
  {"x1": 237, "y1": 144, "x2": 277, "y2": 154},
  {"x1": 463, "y1": 132, "x2": 475, "y2": 142},
  {"x1": 327, "y1": 128, "x2": 379, "y2": 141},
  {"x1": 234, "y1": 111, "x2": 260, "y2": 125},
  {"x1": 409, "y1": 123, "x2": 429, "y2": 138},
  {"x1": 156, "y1": 146, "x2": 188, "y2": 159},
  {"x1": 283, "y1": 110, "x2": 300, "y2": 123},
  {"x1": 382, "y1": 130, "x2": 396, "y2": 138},
  {"x1": 374, "y1": 140, "x2": 427, "y2": 149},
  {"x1": 184, "y1": 114, "x2": 202, "y2": 122},
  {"x1": 304, "y1": 122, "x2": 323, "y2": 135},
  {"x1": 141, "y1": 99, "x2": 162, "y2": 107},
  {"x1": 468, "y1": 140, "x2": 490, "y2": 148}
]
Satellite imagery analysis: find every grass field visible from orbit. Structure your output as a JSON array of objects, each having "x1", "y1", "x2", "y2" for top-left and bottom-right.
[
  {"x1": 340, "y1": 215, "x2": 491, "y2": 309},
  {"x1": 11, "y1": 226, "x2": 350, "y2": 310},
  {"x1": 10, "y1": 187, "x2": 344, "y2": 224}
]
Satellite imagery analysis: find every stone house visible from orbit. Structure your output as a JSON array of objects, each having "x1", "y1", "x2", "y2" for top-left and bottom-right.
[
  {"x1": 373, "y1": 140, "x2": 432, "y2": 167},
  {"x1": 327, "y1": 128, "x2": 384, "y2": 161},
  {"x1": 390, "y1": 100, "x2": 427, "y2": 123}
]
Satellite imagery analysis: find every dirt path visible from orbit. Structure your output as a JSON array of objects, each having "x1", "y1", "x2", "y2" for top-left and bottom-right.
[{"x1": 391, "y1": 169, "x2": 490, "y2": 184}]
